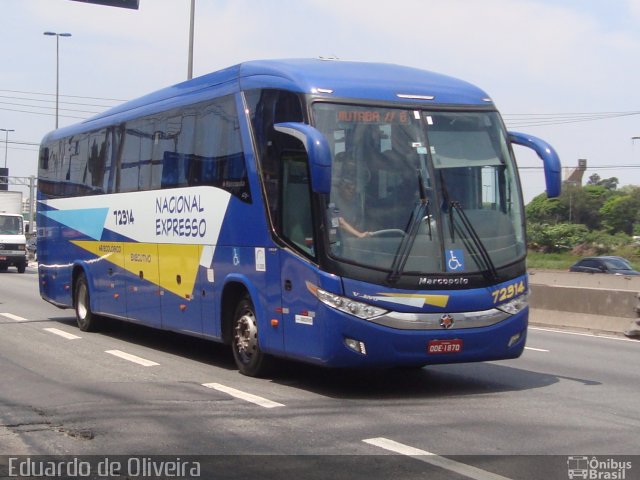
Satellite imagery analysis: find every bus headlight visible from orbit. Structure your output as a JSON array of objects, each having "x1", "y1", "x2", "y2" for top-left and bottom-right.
[
  {"x1": 308, "y1": 284, "x2": 388, "y2": 320},
  {"x1": 496, "y1": 294, "x2": 528, "y2": 315}
]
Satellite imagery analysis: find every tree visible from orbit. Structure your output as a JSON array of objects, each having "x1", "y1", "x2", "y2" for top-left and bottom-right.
[
  {"x1": 599, "y1": 177, "x2": 619, "y2": 190},
  {"x1": 587, "y1": 173, "x2": 601, "y2": 185},
  {"x1": 567, "y1": 185, "x2": 610, "y2": 230},
  {"x1": 600, "y1": 189, "x2": 640, "y2": 235},
  {"x1": 525, "y1": 193, "x2": 565, "y2": 224},
  {"x1": 526, "y1": 173, "x2": 640, "y2": 253},
  {"x1": 525, "y1": 183, "x2": 611, "y2": 228},
  {"x1": 586, "y1": 173, "x2": 618, "y2": 190},
  {"x1": 527, "y1": 222, "x2": 589, "y2": 252},
  {"x1": 525, "y1": 175, "x2": 640, "y2": 252}
]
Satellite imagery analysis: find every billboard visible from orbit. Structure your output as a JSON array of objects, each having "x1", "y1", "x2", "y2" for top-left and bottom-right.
[
  {"x1": 70, "y1": 0, "x2": 139, "y2": 9},
  {"x1": 0, "y1": 168, "x2": 7, "y2": 191}
]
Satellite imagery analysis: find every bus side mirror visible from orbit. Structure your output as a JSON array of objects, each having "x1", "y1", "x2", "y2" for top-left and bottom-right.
[
  {"x1": 508, "y1": 131, "x2": 562, "y2": 198},
  {"x1": 274, "y1": 122, "x2": 332, "y2": 194}
]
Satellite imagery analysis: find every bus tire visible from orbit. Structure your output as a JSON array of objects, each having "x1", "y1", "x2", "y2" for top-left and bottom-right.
[
  {"x1": 74, "y1": 272, "x2": 99, "y2": 332},
  {"x1": 232, "y1": 295, "x2": 271, "y2": 377}
]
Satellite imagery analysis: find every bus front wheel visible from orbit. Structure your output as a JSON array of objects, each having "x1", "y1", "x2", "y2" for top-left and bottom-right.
[
  {"x1": 232, "y1": 295, "x2": 271, "y2": 377},
  {"x1": 74, "y1": 272, "x2": 99, "y2": 332}
]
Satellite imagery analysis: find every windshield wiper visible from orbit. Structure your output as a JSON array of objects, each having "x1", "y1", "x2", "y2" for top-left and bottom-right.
[
  {"x1": 387, "y1": 171, "x2": 431, "y2": 285},
  {"x1": 450, "y1": 201, "x2": 499, "y2": 281},
  {"x1": 437, "y1": 170, "x2": 498, "y2": 280}
]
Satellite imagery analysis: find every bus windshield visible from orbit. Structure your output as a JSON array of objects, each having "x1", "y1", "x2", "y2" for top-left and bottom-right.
[
  {"x1": 312, "y1": 104, "x2": 525, "y2": 276},
  {"x1": 0, "y1": 215, "x2": 23, "y2": 235}
]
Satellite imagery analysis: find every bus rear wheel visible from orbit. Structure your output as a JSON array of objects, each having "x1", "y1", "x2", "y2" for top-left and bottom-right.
[
  {"x1": 232, "y1": 295, "x2": 271, "y2": 377},
  {"x1": 74, "y1": 272, "x2": 99, "y2": 332}
]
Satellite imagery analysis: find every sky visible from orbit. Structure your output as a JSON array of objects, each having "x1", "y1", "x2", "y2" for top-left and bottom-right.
[{"x1": 1, "y1": 0, "x2": 640, "y2": 204}]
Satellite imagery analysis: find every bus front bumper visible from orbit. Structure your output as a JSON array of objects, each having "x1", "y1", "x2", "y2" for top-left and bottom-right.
[{"x1": 303, "y1": 306, "x2": 528, "y2": 369}]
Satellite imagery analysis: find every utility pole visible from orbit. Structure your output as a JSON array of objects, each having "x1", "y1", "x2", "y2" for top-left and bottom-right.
[{"x1": 1, "y1": 128, "x2": 14, "y2": 168}]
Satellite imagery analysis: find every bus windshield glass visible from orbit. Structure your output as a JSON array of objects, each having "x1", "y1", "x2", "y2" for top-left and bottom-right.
[
  {"x1": 312, "y1": 103, "x2": 525, "y2": 275},
  {"x1": 0, "y1": 216, "x2": 23, "y2": 235}
]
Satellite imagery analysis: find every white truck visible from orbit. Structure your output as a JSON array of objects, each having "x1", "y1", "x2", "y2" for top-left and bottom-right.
[{"x1": 0, "y1": 191, "x2": 28, "y2": 273}]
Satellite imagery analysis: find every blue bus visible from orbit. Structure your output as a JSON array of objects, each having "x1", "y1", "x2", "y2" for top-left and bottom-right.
[{"x1": 37, "y1": 59, "x2": 561, "y2": 376}]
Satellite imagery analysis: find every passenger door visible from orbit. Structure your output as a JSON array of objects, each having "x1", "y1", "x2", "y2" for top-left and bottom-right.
[{"x1": 279, "y1": 153, "x2": 324, "y2": 360}]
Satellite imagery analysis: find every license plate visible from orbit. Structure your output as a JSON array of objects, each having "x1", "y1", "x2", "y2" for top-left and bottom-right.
[{"x1": 428, "y1": 339, "x2": 463, "y2": 354}]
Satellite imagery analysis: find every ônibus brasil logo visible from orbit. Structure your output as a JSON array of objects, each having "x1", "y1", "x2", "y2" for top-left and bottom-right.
[{"x1": 567, "y1": 456, "x2": 632, "y2": 480}]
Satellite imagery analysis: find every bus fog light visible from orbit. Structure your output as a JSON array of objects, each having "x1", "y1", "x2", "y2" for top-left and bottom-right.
[
  {"x1": 508, "y1": 332, "x2": 522, "y2": 348},
  {"x1": 345, "y1": 337, "x2": 367, "y2": 355}
]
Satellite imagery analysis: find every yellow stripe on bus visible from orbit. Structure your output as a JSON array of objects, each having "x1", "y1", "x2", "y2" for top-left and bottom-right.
[
  {"x1": 71, "y1": 241, "x2": 202, "y2": 299},
  {"x1": 378, "y1": 293, "x2": 450, "y2": 308}
]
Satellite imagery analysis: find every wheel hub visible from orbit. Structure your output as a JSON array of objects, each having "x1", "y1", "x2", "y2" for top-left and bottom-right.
[
  {"x1": 234, "y1": 312, "x2": 258, "y2": 360},
  {"x1": 77, "y1": 284, "x2": 88, "y2": 320}
]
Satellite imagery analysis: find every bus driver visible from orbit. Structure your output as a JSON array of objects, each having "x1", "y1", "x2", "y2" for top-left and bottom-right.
[{"x1": 334, "y1": 176, "x2": 370, "y2": 239}]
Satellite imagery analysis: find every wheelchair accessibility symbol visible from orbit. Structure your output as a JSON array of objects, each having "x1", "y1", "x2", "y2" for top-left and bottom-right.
[{"x1": 446, "y1": 249, "x2": 465, "y2": 272}]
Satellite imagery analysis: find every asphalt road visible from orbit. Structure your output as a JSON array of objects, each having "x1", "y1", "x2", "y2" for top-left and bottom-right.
[{"x1": 0, "y1": 266, "x2": 639, "y2": 479}]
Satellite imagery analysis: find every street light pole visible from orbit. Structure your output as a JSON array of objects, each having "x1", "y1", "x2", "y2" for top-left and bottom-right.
[
  {"x1": 0, "y1": 128, "x2": 14, "y2": 169},
  {"x1": 187, "y1": 0, "x2": 195, "y2": 79},
  {"x1": 564, "y1": 180, "x2": 577, "y2": 224},
  {"x1": 43, "y1": 31, "x2": 72, "y2": 129}
]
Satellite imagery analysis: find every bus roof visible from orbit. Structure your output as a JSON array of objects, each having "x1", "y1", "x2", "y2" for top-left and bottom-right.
[{"x1": 43, "y1": 58, "x2": 493, "y2": 142}]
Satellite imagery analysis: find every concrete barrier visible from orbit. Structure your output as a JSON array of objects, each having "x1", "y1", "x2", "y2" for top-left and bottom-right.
[{"x1": 527, "y1": 269, "x2": 640, "y2": 337}]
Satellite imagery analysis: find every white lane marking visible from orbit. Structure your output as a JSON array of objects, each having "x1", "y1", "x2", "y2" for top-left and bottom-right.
[
  {"x1": 530, "y1": 326, "x2": 638, "y2": 342},
  {"x1": 0, "y1": 312, "x2": 28, "y2": 322},
  {"x1": 524, "y1": 346, "x2": 549, "y2": 352},
  {"x1": 202, "y1": 383, "x2": 285, "y2": 409},
  {"x1": 44, "y1": 328, "x2": 81, "y2": 340},
  {"x1": 105, "y1": 350, "x2": 159, "y2": 367},
  {"x1": 363, "y1": 437, "x2": 512, "y2": 480}
]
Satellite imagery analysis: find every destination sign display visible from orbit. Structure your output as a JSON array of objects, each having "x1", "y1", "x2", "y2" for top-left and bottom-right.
[{"x1": 336, "y1": 109, "x2": 411, "y2": 124}]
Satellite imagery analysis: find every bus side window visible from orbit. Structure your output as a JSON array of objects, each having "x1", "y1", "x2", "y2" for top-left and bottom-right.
[
  {"x1": 192, "y1": 95, "x2": 251, "y2": 202},
  {"x1": 88, "y1": 130, "x2": 108, "y2": 193},
  {"x1": 39, "y1": 147, "x2": 49, "y2": 170},
  {"x1": 161, "y1": 152, "x2": 182, "y2": 189},
  {"x1": 281, "y1": 152, "x2": 315, "y2": 257}
]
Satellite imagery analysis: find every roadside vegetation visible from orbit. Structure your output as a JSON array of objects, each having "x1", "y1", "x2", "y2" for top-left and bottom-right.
[{"x1": 525, "y1": 174, "x2": 640, "y2": 270}]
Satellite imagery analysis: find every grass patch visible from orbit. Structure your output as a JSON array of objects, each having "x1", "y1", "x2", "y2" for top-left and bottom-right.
[{"x1": 526, "y1": 251, "x2": 578, "y2": 270}]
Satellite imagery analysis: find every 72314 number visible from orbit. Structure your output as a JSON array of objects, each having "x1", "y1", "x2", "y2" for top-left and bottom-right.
[
  {"x1": 491, "y1": 280, "x2": 526, "y2": 304},
  {"x1": 113, "y1": 209, "x2": 135, "y2": 226}
]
